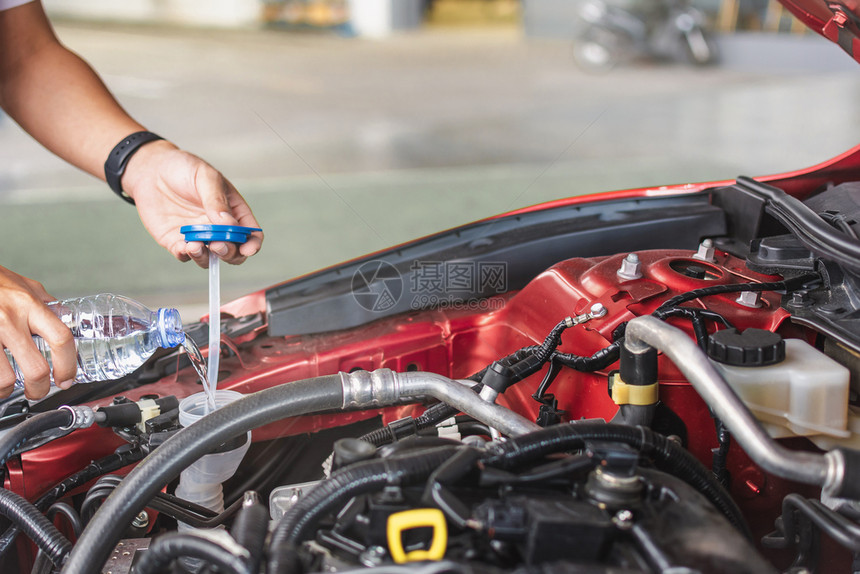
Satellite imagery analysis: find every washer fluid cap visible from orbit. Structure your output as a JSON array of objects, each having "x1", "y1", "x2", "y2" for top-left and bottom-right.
[
  {"x1": 707, "y1": 328, "x2": 785, "y2": 367},
  {"x1": 180, "y1": 224, "x2": 262, "y2": 244}
]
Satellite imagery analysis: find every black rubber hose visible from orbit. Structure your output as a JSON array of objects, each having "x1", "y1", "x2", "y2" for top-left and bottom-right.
[
  {"x1": 736, "y1": 176, "x2": 860, "y2": 272},
  {"x1": 45, "y1": 503, "x2": 82, "y2": 538},
  {"x1": 149, "y1": 494, "x2": 243, "y2": 529},
  {"x1": 0, "y1": 488, "x2": 71, "y2": 567},
  {"x1": 78, "y1": 476, "x2": 246, "y2": 529},
  {"x1": 62, "y1": 375, "x2": 345, "y2": 574},
  {"x1": 230, "y1": 494, "x2": 268, "y2": 574},
  {"x1": 273, "y1": 445, "x2": 459, "y2": 545},
  {"x1": 132, "y1": 532, "x2": 252, "y2": 574},
  {"x1": 268, "y1": 446, "x2": 459, "y2": 574},
  {"x1": 0, "y1": 410, "x2": 72, "y2": 468},
  {"x1": 0, "y1": 444, "x2": 144, "y2": 561},
  {"x1": 778, "y1": 494, "x2": 860, "y2": 552},
  {"x1": 482, "y1": 422, "x2": 749, "y2": 538}
]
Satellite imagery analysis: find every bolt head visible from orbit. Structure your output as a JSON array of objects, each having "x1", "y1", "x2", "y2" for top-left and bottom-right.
[
  {"x1": 612, "y1": 509, "x2": 634, "y2": 529},
  {"x1": 590, "y1": 303, "x2": 607, "y2": 317},
  {"x1": 131, "y1": 510, "x2": 149, "y2": 528},
  {"x1": 617, "y1": 253, "x2": 643, "y2": 280},
  {"x1": 736, "y1": 290, "x2": 762, "y2": 308}
]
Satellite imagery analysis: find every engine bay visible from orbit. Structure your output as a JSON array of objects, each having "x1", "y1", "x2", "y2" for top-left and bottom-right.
[{"x1": 3, "y1": 175, "x2": 860, "y2": 573}]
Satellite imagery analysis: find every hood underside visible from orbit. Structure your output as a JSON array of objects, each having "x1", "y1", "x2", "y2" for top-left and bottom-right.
[{"x1": 779, "y1": 0, "x2": 860, "y2": 62}]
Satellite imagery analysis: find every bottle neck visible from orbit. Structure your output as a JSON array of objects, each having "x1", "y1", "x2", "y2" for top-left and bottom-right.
[{"x1": 153, "y1": 308, "x2": 185, "y2": 348}]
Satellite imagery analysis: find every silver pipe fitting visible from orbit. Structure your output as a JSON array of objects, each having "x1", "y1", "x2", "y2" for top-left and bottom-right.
[
  {"x1": 624, "y1": 315, "x2": 838, "y2": 490},
  {"x1": 339, "y1": 368, "x2": 541, "y2": 437},
  {"x1": 400, "y1": 371, "x2": 541, "y2": 437},
  {"x1": 58, "y1": 405, "x2": 97, "y2": 431}
]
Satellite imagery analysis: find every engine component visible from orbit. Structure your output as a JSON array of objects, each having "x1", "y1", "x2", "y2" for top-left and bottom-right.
[
  {"x1": 712, "y1": 337, "x2": 851, "y2": 442},
  {"x1": 707, "y1": 328, "x2": 785, "y2": 367},
  {"x1": 10, "y1": 177, "x2": 860, "y2": 573},
  {"x1": 275, "y1": 429, "x2": 769, "y2": 573},
  {"x1": 624, "y1": 316, "x2": 857, "y2": 497}
]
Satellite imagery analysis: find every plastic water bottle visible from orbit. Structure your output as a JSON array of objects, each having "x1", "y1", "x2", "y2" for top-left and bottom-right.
[{"x1": 4, "y1": 294, "x2": 185, "y2": 388}]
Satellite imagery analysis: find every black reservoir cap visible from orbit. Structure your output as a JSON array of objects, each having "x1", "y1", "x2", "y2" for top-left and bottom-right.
[{"x1": 707, "y1": 328, "x2": 785, "y2": 367}]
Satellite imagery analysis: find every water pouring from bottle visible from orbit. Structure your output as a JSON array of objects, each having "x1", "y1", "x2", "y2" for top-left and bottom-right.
[{"x1": 182, "y1": 337, "x2": 216, "y2": 412}]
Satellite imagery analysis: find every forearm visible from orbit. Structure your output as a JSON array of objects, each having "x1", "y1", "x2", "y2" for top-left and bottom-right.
[
  {"x1": 0, "y1": 2, "x2": 143, "y2": 180},
  {"x1": 0, "y1": 2, "x2": 262, "y2": 268}
]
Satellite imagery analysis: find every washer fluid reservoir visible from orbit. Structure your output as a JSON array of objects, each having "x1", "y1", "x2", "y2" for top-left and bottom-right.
[{"x1": 708, "y1": 328, "x2": 850, "y2": 441}]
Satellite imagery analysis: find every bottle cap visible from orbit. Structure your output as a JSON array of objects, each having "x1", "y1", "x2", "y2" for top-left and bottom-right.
[
  {"x1": 707, "y1": 328, "x2": 785, "y2": 367},
  {"x1": 156, "y1": 308, "x2": 185, "y2": 348},
  {"x1": 179, "y1": 225, "x2": 262, "y2": 244}
]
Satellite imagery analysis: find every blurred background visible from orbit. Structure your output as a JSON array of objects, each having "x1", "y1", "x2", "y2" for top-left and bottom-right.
[{"x1": 0, "y1": 0, "x2": 858, "y2": 321}]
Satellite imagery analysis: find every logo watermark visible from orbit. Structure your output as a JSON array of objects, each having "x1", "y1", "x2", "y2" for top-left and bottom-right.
[
  {"x1": 351, "y1": 260, "x2": 403, "y2": 312},
  {"x1": 351, "y1": 260, "x2": 508, "y2": 313}
]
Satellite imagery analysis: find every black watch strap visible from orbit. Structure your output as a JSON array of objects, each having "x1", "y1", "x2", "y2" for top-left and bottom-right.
[{"x1": 104, "y1": 131, "x2": 164, "y2": 205}]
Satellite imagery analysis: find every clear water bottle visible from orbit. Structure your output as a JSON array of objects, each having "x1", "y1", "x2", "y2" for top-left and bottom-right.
[{"x1": 4, "y1": 294, "x2": 185, "y2": 388}]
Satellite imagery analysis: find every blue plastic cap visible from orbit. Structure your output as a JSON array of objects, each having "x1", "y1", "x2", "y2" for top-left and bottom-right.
[
  {"x1": 157, "y1": 307, "x2": 185, "y2": 348},
  {"x1": 180, "y1": 225, "x2": 262, "y2": 245}
]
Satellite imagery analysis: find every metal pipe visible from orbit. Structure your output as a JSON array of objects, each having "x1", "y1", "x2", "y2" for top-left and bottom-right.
[
  {"x1": 624, "y1": 315, "x2": 842, "y2": 492},
  {"x1": 340, "y1": 369, "x2": 540, "y2": 437},
  {"x1": 400, "y1": 372, "x2": 540, "y2": 436},
  {"x1": 478, "y1": 385, "x2": 504, "y2": 440}
]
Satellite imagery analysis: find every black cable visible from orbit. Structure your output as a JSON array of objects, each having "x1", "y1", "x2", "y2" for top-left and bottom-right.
[
  {"x1": 656, "y1": 275, "x2": 818, "y2": 312},
  {"x1": 479, "y1": 453, "x2": 595, "y2": 486},
  {"x1": 0, "y1": 488, "x2": 70, "y2": 567},
  {"x1": 532, "y1": 359, "x2": 562, "y2": 401},
  {"x1": 36, "y1": 446, "x2": 144, "y2": 510},
  {"x1": 0, "y1": 410, "x2": 72, "y2": 468},
  {"x1": 533, "y1": 318, "x2": 571, "y2": 364},
  {"x1": 133, "y1": 532, "x2": 253, "y2": 574},
  {"x1": 551, "y1": 342, "x2": 621, "y2": 372},
  {"x1": 711, "y1": 419, "x2": 731, "y2": 489},
  {"x1": 0, "y1": 445, "x2": 144, "y2": 561},
  {"x1": 819, "y1": 211, "x2": 860, "y2": 240}
]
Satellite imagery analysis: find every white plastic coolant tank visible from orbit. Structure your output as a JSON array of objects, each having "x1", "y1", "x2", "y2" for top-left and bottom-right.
[{"x1": 712, "y1": 338, "x2": 850, "y2": 439}]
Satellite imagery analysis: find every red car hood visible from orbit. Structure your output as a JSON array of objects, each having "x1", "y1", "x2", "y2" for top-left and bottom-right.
[{"x1": 780, "y1": 0, "x2": 860, "y2": 62}]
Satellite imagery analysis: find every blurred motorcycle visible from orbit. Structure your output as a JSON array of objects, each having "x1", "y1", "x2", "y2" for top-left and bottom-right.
[{"x1": 573, "y1": 0, "x2": 718, "y2": 71}]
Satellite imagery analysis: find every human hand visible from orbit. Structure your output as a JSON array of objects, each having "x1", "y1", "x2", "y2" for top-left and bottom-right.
[
  {"x1": 0, "y1": 267, "x2": 76, "y2": 399},
  {"x1": 122, "y1": 140, "x2": 263, "y2": 268}
]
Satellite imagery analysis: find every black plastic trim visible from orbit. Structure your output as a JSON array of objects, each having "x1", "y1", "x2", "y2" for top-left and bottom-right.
[{"x1": 265, "y1": 193, "x2": 727, "y2": 336}]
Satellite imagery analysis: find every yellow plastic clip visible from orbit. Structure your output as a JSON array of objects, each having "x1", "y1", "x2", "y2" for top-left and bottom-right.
[
  {"x1": 610, "y1": 373, "x2": 659, "y2": 406},
  {"x1": 387, "y1": 508, "x2": 448, "y2": 564}
]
